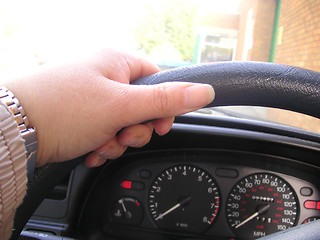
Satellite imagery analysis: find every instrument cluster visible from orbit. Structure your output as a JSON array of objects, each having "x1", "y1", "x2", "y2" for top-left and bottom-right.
[{"x1": 88, "y1": 150, "x2": 320, "y2": 240}]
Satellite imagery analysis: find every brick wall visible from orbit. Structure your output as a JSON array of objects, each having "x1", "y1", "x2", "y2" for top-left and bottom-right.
[
  {"x1": 269, "y1": 0, "x2": 320, "y2": 134},
  {"x1": 250, "y1": 0, "x2": 276, "y2": 61},
  {"x1": 200, "y1": 13, "x2": 240, "y2": 30},
  {"x1": 274, "y1": 0, "x2": 320, "y2": 72},
  {"x1": 235, "y1": 0, "x2": 276, "y2": 61}
]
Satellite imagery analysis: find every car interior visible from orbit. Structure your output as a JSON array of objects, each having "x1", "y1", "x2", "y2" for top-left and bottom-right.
[
  {"x1": 1, "y1": 0, "x2": 320, "y2": 240},
  {"x1": 14, "y1": 62, "x2": 320, "y2": 240}
]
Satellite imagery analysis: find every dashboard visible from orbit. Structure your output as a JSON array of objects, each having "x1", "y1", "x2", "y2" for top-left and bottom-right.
[
  {"x1": 80, "y1": 150, "x2": 320, "y2": 240},
  {"x1": 23, "y1": 113, "x2": 320, "y2": 240}
]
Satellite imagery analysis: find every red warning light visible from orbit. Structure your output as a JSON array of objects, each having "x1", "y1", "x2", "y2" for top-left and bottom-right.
[
  {"x1": 304, "y1": 200, "x2": 316, "y2": 209},
  {"x1": 121, "y1": 181, "x2": 132, "y2": 189}
]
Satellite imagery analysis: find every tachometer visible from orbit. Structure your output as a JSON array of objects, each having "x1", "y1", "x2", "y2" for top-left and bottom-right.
[
  {"x1": 226, "y1": 173, "x2": 299, "y2": 239},
  {"x1": 148, "y1": 165, "x2": 221, "y2": 233}
]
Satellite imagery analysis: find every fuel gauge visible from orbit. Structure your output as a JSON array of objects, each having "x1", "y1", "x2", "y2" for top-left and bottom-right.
[{"x1": 111, "y1": 197, "x2": 144, "y2": 226}]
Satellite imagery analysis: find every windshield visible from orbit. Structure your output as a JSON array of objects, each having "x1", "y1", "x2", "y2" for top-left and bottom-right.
[{"x1": 1, "y1": 0, "x2": 320, "y2": 134}]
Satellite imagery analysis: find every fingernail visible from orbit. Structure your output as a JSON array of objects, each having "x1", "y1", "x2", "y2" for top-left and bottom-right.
[
  {"x1": 96, "y1": 152, "x2": 108, "y2": 161},
  {"x1": 123, "y1": 136, "x2": 143, "y2": 147},
  {"x1": 184, "y1": 84, "x2": 215, "y2": 109},
  {"x1": 86, "y1": 153, "x2": 107, "y2": 168},
  {"x1": 96, "y1": 147, "x2": 117, "y2": 159},
  {"x1": 96, "y1": 150, "x2": 108, "y2": 159}
]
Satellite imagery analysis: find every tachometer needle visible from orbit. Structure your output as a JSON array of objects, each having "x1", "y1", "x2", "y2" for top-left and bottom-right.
[
  {"x1": 155, "y1": 196, "x2": 191, "y2": 221},
  {"x1": 235, "y1": 204, "x2": 270, "y2": 229}
]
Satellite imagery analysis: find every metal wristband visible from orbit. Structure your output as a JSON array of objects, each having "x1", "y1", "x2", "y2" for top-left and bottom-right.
[{"x1": 0, "y1": 86, "x2": 37, "y2": 179}]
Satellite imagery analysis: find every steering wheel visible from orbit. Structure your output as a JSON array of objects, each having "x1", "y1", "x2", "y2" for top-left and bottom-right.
[{"x1": 11, "y1": 62, "x2": 320, "y2": 240}]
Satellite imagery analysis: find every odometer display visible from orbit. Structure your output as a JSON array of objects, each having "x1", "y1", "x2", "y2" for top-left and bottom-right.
[
  {"x1": 148, "y1": 165, "x2": 221, "y2": 233},
  {"x1": 226, "y1": 173, "x2": 299, "y2": 239}
]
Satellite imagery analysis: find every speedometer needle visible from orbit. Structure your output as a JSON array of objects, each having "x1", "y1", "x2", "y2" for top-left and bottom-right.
[
  {"x1": 155, "y1": 196, "x2": 191, "y2": 221},
  {"x1": 235, "y1": 204, "x2": 270, "y2": 229}
]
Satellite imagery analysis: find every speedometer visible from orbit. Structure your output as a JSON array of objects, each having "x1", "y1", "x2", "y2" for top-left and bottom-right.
[{"x1": 226, "y1": 173, "x2": 299, "y2": 239}]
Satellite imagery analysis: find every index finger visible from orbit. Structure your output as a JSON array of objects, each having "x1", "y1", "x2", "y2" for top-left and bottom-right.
[{"x1": 123, "y1": 53, "x2": 161, "y2": 82}]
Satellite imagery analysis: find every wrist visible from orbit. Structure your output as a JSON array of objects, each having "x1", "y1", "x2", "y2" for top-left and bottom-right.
[{"x1": 0, "y1": 86, "x2": 37, "y2": 178}]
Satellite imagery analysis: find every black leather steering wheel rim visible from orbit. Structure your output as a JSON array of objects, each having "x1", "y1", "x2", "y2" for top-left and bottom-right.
[
  {"x1": 12, "y1": 62, "x2": 320, "y2": 240},
  {"x1": 135, "y1": 61, "x2": 320, "y2": 119}
]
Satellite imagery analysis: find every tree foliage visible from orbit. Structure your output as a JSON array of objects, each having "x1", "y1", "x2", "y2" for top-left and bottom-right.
[{"x1": 134, "y1": 0, "x2": 199, "y2": 62}]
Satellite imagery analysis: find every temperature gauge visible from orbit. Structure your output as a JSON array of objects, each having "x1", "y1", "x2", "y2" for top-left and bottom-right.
[{"x1": 111, "y1": 197, "x2": 144, "y2": 226}]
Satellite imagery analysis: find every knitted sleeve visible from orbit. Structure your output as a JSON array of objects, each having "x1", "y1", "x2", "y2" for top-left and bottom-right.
[{"x1": 0, "y1": 101, "x2": 27, "y2": 239}]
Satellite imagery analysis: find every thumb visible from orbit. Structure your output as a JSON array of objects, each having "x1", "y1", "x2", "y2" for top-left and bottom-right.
[{"x1": 120, "y1": 82, "x2": 215, "y2": 126}]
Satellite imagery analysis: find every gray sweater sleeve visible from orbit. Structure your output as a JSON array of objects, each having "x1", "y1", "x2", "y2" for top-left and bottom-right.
[{"x1": 0, "y1": 101, "x2": 27, "y2": 239}]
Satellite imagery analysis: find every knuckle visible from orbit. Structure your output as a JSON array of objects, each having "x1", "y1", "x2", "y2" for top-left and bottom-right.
[{"x1": 153, "y1": 85, "x2": 171, "y2": 114}]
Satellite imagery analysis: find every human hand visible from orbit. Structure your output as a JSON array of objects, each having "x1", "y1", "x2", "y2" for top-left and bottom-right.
[{"x1": 3, "y1": 49, "x2": 214, "y2": 167}]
